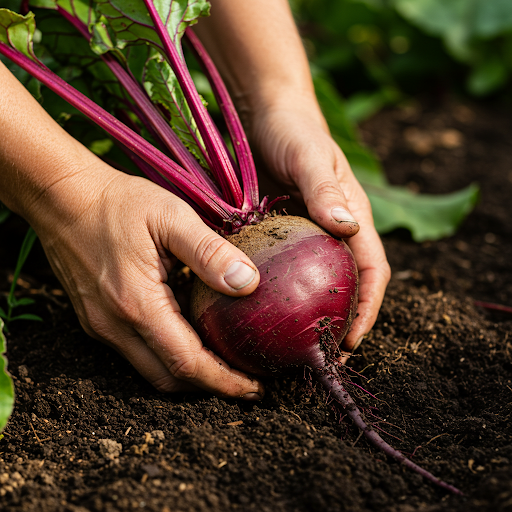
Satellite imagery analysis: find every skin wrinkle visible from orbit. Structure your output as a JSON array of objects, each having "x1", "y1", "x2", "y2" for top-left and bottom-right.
[
  {"x1": 134, "y1": 288, "x2": 183, "y2": 333},
  {"x1": 153, "y1": 203, "x2": 195, "y2": 266},
  {"x1": 169, "y1": 353, "x2": 201, "y2": 382},
  {"x1": 194, "y1": 232, "x2": 233, "y2": 274}
]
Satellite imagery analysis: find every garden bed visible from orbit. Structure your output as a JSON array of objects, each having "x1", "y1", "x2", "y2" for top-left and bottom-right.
[{"x1": 1, "y1": 99, "x2": 511, "y2": 512}]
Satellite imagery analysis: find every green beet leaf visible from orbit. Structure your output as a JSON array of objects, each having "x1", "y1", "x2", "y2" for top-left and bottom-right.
[
  {"x1": 0, "y1": 9, "x2": 38, "y2": 59},
  {"x1": 391, "y1": 0, "x2": 512, "y2": 61},
  {"x1": 92, "y1": 0, "x2": 210, "y2": 165},
  {"x1": 94, "y1": 0, "x2": 210, "y2": 53},
  {"x1": 2, "y1": 2, "x2": 208, "y2": 167}
]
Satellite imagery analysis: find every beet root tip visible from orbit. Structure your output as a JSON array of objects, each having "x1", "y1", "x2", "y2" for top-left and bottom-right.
[{"x1": 315, "y1": 368, "x2": 463, "y2": 495}]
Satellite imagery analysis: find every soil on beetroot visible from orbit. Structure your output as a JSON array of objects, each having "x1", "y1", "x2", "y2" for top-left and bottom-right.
[{"x1": 1, "y1": 100, "x2": 512, "y2": 512}]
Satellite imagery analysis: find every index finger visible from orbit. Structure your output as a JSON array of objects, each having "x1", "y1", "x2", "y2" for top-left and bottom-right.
[{"x1": 340, "y1": 223, "x2": 390, "y2": 353}]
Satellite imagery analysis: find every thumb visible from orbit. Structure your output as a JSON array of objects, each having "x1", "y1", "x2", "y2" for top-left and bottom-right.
[
  {"x1": 158, "y1": 202, "x2": 260, "y2": 296},
  {"x1": 295, "y1": 152, "x2": 360, "y2": 239}
]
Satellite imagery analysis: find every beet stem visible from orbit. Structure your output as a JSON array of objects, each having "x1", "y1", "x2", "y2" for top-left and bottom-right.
[
  {"x1": 143, "y1": 0, "x2": 244, "y2": 208},
  {"x1": 184, "y1": 28, "x2": 260, "y2": 210},
  {"x1": 0, "y1": 41, "x2": 235, "y2": 222},
  {"x1": 474, "y1": 300, "x2": 512, "y2": 314},
  {"x1": 315, "y1": 368, "x2": 463, "y2": 495},
  {"x1": 56, "y1": 7, "x2": 220, "y2": 195}
]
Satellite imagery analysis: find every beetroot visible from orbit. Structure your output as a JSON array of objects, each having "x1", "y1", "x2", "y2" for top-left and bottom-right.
[
  {"x1": 192, "y1": 215, "x2": 462, "y2": 495},
  {"x1": 191, "y1": 216, "x2": 358, "y2": 376}
]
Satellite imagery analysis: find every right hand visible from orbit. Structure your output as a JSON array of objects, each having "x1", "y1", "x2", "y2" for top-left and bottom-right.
[
  {"x1": 249, "y1": 104, "x2": 391, "y2": 358},
  {"x1": 31, "y1": 164, "x2": 265, "y2": 399}
]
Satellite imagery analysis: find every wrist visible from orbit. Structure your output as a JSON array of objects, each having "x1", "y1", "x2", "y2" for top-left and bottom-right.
[
  {"x1": 239, "y1": 87, "x2": 329, "y2": 143},
  {"x1": 194, "y1": 0, "x2": 327, "y2": 135},
  {"x1": 0, "y1": 61, "x2": 119, "y2": 229},
  {"x1": 25, "y1": 160, "x2": 120, "y2": 237}
]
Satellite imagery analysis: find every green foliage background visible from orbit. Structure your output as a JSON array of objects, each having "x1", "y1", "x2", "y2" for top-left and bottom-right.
[
  {"x1": 0, "y1": 319, "x2": 14, "y2": 434},
  {"x1": 290, "y1": 0, "x2": 512, "y2": 103}
]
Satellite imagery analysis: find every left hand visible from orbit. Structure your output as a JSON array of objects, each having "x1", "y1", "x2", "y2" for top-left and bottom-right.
[{"x1": 248, "y1": 101, "x2": 391, "y2": 355}]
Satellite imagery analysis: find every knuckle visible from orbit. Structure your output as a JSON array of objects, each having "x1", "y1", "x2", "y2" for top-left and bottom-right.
[
  {"x1": 76, "y1": 299, "x2": 112, "y2": 339},
  {"x1": 132, "y1": 294, "x2": 175, "y2": 326},
  {"x1": 162, "y1": 197, "x2": 200, "y2": 230},
  {"x1": 194, "y1": 235, "x2": 232, "y2": 273},
  {"x1": 163, "y1": 200, "x2": 191, "y2": 228},
  {"x1": 309, "y1": 180, "x2": 343, "y2": 202},
  {"x1": 110, "y1": 295, "x2": 139, "y2": 323},
  {"x1": 94, "y1": 271, "x2": 139, "y2": 323},
  {"x1": 155, "y1": 200, "x2": 194, "y2": 249},
  {"x1": 98, "y1": 274, "x2": 173, "y2": 329},
  {"x1": 169, "y1": 355, "x2": 200, "y2": 382},
  {"x1": 107, "y1": 293, "x2": 142, "y2": 327}
]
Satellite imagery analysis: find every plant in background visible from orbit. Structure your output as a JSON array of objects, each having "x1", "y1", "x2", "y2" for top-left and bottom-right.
[
  {"x1": 291, "y1": 0, "x2": 512, "y2": 99},
  {"x1": 0, "y1": 319, "x2": 14, "y2": 435},
  {"x1": 290, "y1": 0, "x2": 456, "y2": 112},
  {"x1": 390, "y1": 0, "x2": 512, "y2": 96},
  {"x1": 0, "y1": 227, "x2": 42, "y2": 330}
]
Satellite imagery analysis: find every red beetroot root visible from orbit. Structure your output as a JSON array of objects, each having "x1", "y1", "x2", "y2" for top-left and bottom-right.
[{"x1": 192, "y1": 215, "x2": 462, "y2": 495}]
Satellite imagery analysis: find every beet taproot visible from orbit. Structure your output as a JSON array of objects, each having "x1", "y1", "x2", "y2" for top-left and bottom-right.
[{"x1": 191, "y1": 215, "x2": 462, "y2": 495}]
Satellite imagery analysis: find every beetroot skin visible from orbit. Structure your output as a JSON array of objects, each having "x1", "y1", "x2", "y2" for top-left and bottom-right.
[{"x1": 191, "y1": 215, "x2": 358, "y2": 376}]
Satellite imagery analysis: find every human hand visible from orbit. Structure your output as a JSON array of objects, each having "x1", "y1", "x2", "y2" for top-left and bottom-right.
[
  {"x1": 30, "y1": 164, "x2": 264, "y2": 398},
  {"x1": 249, "y1": 102, "x2": 391, "y2": 355}
]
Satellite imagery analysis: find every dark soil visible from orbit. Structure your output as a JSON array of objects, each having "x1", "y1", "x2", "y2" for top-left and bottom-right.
[{"x1": 1, "y1": 100, "x2": 512, "y2": 512}]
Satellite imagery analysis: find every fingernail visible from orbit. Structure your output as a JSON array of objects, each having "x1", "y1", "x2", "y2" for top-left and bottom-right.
[
  {"x1": 331, "y1": 207, "x2": 358, "y2": 224},
  {"x1": 224, "y1": 261, "x2": 256, "y2": 290},
  {"x1": 242, "y1": 392, "x2": 262, "y2": 401},
  {"x1": 353, "y1": 335, "x2": 364, "y2": 352}
]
